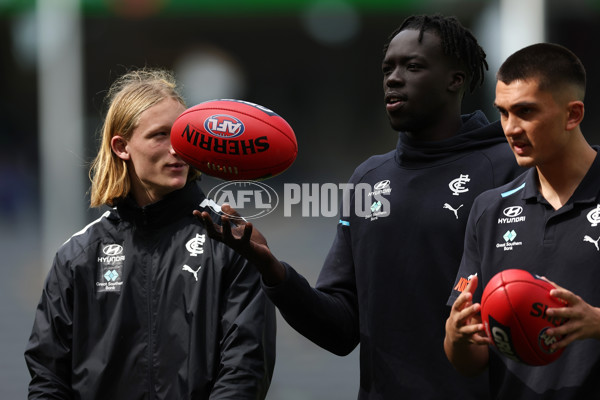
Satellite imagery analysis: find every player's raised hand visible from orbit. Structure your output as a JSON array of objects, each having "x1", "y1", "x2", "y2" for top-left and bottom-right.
[
  {"x1": 196, "y1": 204, "x2": 265, "y2": 247},
  {"x1": 444, "y1": 275, "x2": 491, "y2": 376},
  {"x1": 193, "y1": 204, "x2": 285, "y2": 285},
  {"x1": 446, "y1": 276, "x2": 490, "y2": 347}
]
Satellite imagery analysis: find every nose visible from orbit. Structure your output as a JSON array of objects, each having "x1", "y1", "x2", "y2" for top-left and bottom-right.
[
  {"x1": 169, "y1": 145, "x2": 180, "y2": 157},
  {"x1": 384, "y1": 67, "x2": 404, "y2": 88},
  {"x1": 502, "y1": 115, "x2": 523, "y2": 137}
]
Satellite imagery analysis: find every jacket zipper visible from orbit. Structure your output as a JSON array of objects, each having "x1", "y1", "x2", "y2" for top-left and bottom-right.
[
  {"x1": 142, "y1": 211, "x2": 155, "y2": 399},
  {"x1": 147, "y1": 255, "x2": 155, "y2": 397}
]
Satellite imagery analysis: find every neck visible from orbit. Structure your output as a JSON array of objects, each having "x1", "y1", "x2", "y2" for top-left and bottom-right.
[
  {"x1": 536, "y1": 133, "x2": 596, "y2": 210},
  {"x1": 405, "y1": 112, "x2": 463, "y2": 142},
  {"x1": 129, "y1": 176, "x2": 162, "y2": 208}
]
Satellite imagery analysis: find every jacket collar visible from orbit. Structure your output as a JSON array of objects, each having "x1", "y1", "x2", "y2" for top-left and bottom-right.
[
  {"x1": 115, "y1": 180, "x2": 205, "y2": 229},
  {"x1": 394, "y1": 111, "x2": 506, "y2": 167}
]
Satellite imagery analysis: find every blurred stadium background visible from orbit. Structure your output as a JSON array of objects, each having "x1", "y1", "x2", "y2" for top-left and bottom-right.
[{"x1": 1, "y1": 0, "x2": 599, "y2": 398}]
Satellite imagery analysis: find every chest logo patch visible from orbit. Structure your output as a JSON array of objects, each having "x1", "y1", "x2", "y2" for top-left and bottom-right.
[
  {"x1": 584, "y1": 235, "x2": 600, "y2": 251},
  {"x1": 186, "y1": 234, "x2": 206, "y2": 256},
  {"x1": 449, "y1": 174, "x2": 470, "y2": 196},
  {"x1": 587, "y1": 204, "x2": 600, "y2": 227},
  {"x1": 96, "y1": 243, "x2": 125, "y2": 293},
  {"x1": 496, "y1": 230, "x2": 523, "y2": 251},
  {"x1": 182, "y1": 264, "x2": 202, "y2": 281},
  {"x1": 364, "y1": 179, "x2": 392, "y2": 221},
  {"x1": 498, "y1": 206, "x2": 526, "y2": 224},
  {"x1": 443, "y1": 203, "x2": 463, "y2": 219}
]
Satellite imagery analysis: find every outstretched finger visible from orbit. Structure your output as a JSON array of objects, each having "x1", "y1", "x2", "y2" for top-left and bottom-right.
[
  {"x1": 193, "y1": 210, "x2": 222, "y2": 239},
  {"x1": 452, "y1": 290, "x2": 473, "y2": 313},
  {"x1": 242, "y1": 222, "x2": 253, "y2": 242},
  {"x1": 455, "y1": 303, "x2": 481, "y2": 326},
  {"x1": 221, "y1": 204, "x2": 247, "y2": 224},
  {"x1": 466, "y1": 275, "x2": 479, "y2": 296},
  {"x1": 550, "y1": 287, "x2": 577, "y2": 306},
  {"x1": 221, "y1": 215, "x2": 234, "y2": 240}
]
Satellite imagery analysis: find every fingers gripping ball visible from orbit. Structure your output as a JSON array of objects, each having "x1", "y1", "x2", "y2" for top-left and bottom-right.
[
  {"x1": 481, "y1": 269, "x2": 567, "y2": 366},
  {"x1": 171, "y1": 99, "x2": 298, "y2": 181}
]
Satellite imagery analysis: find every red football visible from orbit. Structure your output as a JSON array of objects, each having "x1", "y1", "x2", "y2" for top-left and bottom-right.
[
  {"x1": 481, "y1": 269, "x2": 567, "y2": 366},
  {"x1": 171, "y1": 99, "x2": 297, "y2": 180}
]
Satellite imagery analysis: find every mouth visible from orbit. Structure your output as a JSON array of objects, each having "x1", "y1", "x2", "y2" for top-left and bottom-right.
[
  {"x1": 385, "y1": 93, "x2": 407, "y2": 112},
  {"x1": 510, "y1": 140, "x2": 531, "y2": 155},
  {"x1": 166, "y1": 162, "x2": 187, "y2": 170}
]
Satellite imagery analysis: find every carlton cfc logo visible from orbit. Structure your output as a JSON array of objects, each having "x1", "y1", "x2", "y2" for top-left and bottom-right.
[
  {"x1": 204, "y1": 114, "x2": 245, "y2": 138},
  {"x1": 587, "y1": 204, "x2": 600, "y2": 227},
  {"x1": 449, "y1": 174, "x2": 470, "y2": 196}
]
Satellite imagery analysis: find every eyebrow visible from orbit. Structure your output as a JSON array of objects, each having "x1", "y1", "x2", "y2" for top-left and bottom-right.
[
  {"x1": 383, "y1": 53, "x2": 425, "y2": 64},
  {"x1": 493, "y1": 101, "x2": 538, "y2": 111}
]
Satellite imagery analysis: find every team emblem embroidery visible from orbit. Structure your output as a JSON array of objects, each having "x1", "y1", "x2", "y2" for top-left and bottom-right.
[
  {"x1": 587, "y1": 204, "x2": 600, "y2": 227},
  {"x1": 449, "y1": 174, "x2": 470, "y2": 196},
  {"x1": 186, "y1": 234, "x2": 206, "y2": 256}
]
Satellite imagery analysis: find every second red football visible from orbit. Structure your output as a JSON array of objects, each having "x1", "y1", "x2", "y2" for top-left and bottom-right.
[{"x1": 481, "y1": 269, "x2": 567, "y2": 366}]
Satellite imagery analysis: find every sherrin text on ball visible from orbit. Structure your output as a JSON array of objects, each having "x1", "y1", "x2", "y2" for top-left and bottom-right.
[{"x1": 171, "y1": 99, "x2": 298, "y2": 180}]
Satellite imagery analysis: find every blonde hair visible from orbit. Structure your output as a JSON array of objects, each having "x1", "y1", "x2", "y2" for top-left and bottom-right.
[{"x1": 89, "y1": 68, "x2": 201, "y2": 207}]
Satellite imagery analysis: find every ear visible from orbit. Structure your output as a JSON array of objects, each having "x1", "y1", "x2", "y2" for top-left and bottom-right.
[
  {"x1": 111, "y1": 135, "x2": 130, "y2": 160},
  {"x1": 565, "y1": 101, "x2": 584, "y2": 131},
  {"x1": 448, "y1": 70, "x2": 466, "y2": 93}
]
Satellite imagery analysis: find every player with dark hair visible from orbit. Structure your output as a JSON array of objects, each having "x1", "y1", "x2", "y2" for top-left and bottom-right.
[
  {"x1": 24, "y1": 68, "x2": 276, "y2": 399},
  {"x1": 496, "y1": 43, "x2": 586, "y2": 91},
  {"x1": 445, "y1": 43, "x2": 600, "y2": 398},
  {"x1": 383, "y1": 14, "x2": 488, "y2": 94},
  {"x1": 198, "y1": 14, "x2": 522, "y2": 399}
]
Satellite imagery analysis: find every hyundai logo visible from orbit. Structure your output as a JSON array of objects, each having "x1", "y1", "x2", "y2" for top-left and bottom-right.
[
  {"x1": 374, "y1": 180, "x2": 390, "y2": 190},
  {"x1": 103, "y1": 244, "x2": 123, "y2": 256},
  {"x1": 503, "y1": 206, "x2": 523, "y2": 218}
]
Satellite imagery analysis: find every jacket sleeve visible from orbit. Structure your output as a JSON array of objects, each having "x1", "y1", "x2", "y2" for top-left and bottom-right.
[
  {"x1": 24, "y1": 254, "x2": 74, "y2": 399},
  {"x1": 447, "y1": 194, "x2": 486, "y2": 306},
  {"x1": 262, "y1": 172, "x2": 361, "y2": 357},
  {"x1": 210, "y1": 251, "x2": 276, "y2": 400},
  {"x1": 263, "y1": 220, "x2": 360, "y2": 356}
]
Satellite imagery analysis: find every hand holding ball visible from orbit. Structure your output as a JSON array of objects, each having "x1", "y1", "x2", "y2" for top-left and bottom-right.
[{"x1": 481, "y1": 269, "x2": 567, "y2": 366}]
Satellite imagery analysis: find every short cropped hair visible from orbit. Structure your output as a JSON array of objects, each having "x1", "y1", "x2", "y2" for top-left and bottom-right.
[
  {"x1": 383, "y1": 14, "x2": 488, "y2": 93},
  {"x1": 497, "y1": 43, "x2": 586, "y2": 99}
]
